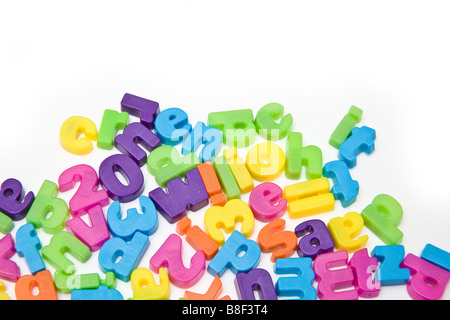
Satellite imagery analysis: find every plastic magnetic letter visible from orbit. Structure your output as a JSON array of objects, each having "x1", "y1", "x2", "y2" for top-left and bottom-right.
[
  {"x1": 235, "y1": 268, "x2": 277, "y2": 300},
  {"x1": 149, "y1": 167, "x2": 209, "y2": 224},
  {"x1": 207, "y1": 230, "x2": 261, "y2": 277},
  {"x1": 284, "y1": 178, "x2": 335, "y2": 219},
  {"x1": 329, "y1": 105, "x2": 363, "y2": 149},
  {"x1": 204, "y1": 199, "x2": 255, "y2": 246},
  {"x1": 285, "y1": 132, "x2": 323, "y2": 180},
  {"x1": 41, "y1": 231, "x2": 91, "y2": 275},
  {"x1": 184, "y1": 275, "x2": 230, "y2": 300},
  {"x1": 197, "y1": 162, "x2": 226, "y2": 206},
  {"x1": 208, "y1": 109, "x2": 257, "y2": 148},
  {"x1": 182, "y1": 121, "x2": 222, "y2": 163},
  {"x1": 371, "y1": 245, "x2": 410, "y2": 286},
  {"x1": 0, "y1": 178, "x2": 34, "y2": 221},
  {"x1": 421, "y1": 244, "x2": 450, "y2": 272},
  {"x1": 338, "y1": 126, "x2": 376, "y2": 168},
  {"x1": 15, "y1": 223, "x2": 45, "y2": 275},
  {"x1": 97, "y1": 109, "x2": 130, "y2": 150},
  {"x1": 155, "y1": 107, "x2": 192, "y2": 146},
  {"x1": 223, "y1": 147, "x2": 254, "y2": 193},
  {"x1": 26, "y1": 180, "x2": 69, "y2": 234},
  {"x1": 257, "y1": 219, "x2": 297, "y2": 262},
  {"x1": 313, "y1": 250, "x2": 358, "y2": 300},
  {"x1": 147, "y1": 145, "x2": 199, "y2": 188},
  {"x1": 176, "y1": 216, "x2": 219, "y2": 260},
  {"x1": 361, "y1": 194, "x2": 403, "y2": 245},
  {"x1": 249, "y1": 182, "x2": 287, "y2": 222},
  {"x1": 58, "y1": 164, "x2": 110, "y2": 215},
  {"x1": 0, "y1": 280, "x2": 9, "y2": 300},
  {"x1": 60, "y1": 116, "x2": 98, "y2": 155},
  {"x1": 255, "y1": 102, "x2": 293, "y2": 141},
  {"x1": 15, "y1": 270, "x2": 58, "y2": 300},
  {"x1": 323, "y1": 160, "x2": 359, "y2": 208},
  {"x1": 115, "y1": 122, "x2": 161, "y2": 166},
  {"x1": 71, "y1": 285, "x2": 123, "y2": 300},
  {"x1": 99, "y1": 154, "x2": 145, "y2": 202},
  {"x1": 130, "y1": 267, "x2": 170, "y2": 300},
  {"x1": 98, "y1": 232, "x2": 149, "y2": 282},
  {"x1": 54, "y1": 270, "x2": 116, "y2": 293},
  {"x1": 0, "y1": 213, "x2": 13, "y2": 235},
  {"x1": 107, "y1": 196, "x2": 159, "y2": 240},
  {"x1": 149, "y1": 234, "x2": 205, "y2": 288},
  {"x1": 121, "y1": 93, "x2": 160, "y2": 129},
  {"x1": 213, "y1": 156, "x2": 241, "y2": 200},
  {"x1": 401, "y1": 253, "x2": 450, "y2": 300},
  {"x1": 327, "y1": 212, "x2": 368, "y2": 253},
  {"x1": 0, "y1": 234, "x2": 20, "y2": 282},
  {"x1": 246, "y1": 142, "x2": 286, "y2": 182},
  {"x1": 274, "y1": 257, "x2": 316, "y2": 300},
  {"x1": 349, "y1": 248, "x2": 380, "y2": 298},
  {"x1": 295, "y1": 219, "x2": 334, "y2": 259},
  {"x1": 65, "y1": 205, "x2": 110, "y2": 252}
]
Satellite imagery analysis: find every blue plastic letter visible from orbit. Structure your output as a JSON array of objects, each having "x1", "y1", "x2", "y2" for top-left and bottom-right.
[
  {"x1": 107, "y1": 196, "x2": 159, "y2": 241},
  {"x1": 323, "y1": 160, "x2": 359, "y2": 208},
  {"x1": 207, "y1": 230, "x2": 261, "y2": 277},
  {"x1": 371, "y1": 245, "x2": 410, "y2": 286},
  {"x1": 98, "y1": 232, "x2": 149, "y2": 282},
  {"x1": 274, "y1": 257, "x2": 317, "y2": 300},
  {"x1": 338, "y1": 126, "x2": 376, "y2": 168},
  {"x1": 15, "y1": 223, "x2": 46, "y2": 275}
]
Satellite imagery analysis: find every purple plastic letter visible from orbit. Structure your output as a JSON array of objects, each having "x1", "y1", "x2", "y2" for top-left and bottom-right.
[
  {"x1": 295, "y1": 219, "x2": 334, "y2": 259},
  {"x1": 114, "y1": 122, "x2": 161, "y2": 167},
  {"x1": 149, "y1": 167, "x2": 209, "y2": 224},
  {"x1": 0, "y1": 179, "x2": 34, "y2": 221},
  {"x1": 121, "y1": 93, "x2": 160, "y2": 129},
  {"x1": 99, "y1": 154, "x2": 144, "y2": 203},
  {"x1": 235, "y1": 268, "x2": 277, "y2": 300}
]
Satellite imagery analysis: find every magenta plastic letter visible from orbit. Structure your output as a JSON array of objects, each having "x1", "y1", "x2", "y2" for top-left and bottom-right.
[
  {"x1": 150, "y1": 234, "x2": 205, "y2": 288},
  {"x1": 313, "y1": 250, "x2": 358, "y2": 300},
  {"x1": 58, "y1": 164, "x2": 109, "y2": 216},
  {"x1": 65, "y1": 205, "x2": 110, "y2": 252},
  {"x1": 401, "y1": 253, "x2": 450, "y2": 300},
  {"x1": 0, "y1": 234, "x2": 20, "y2": 282},
  {"x1": 249, "y1": 182, "x2": 287, "y2": 222},
  {"x1": 349, "y1": 248, "x2": 380, "y2": 298}
]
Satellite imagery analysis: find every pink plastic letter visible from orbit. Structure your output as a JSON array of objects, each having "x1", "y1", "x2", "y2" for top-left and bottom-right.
[
  {"x1": 349, "y1": 248, "x2": 380, "y2": 298},
  {"x1": 58, "y1": 164, "x2": 109, "y2": 216},
  {"x1": 313, "y1": 250, "x2": 358, "y2": 300},
  {"x1": 150, "y1": 234, "x2": 206, "y2": 288},
  {"x1": 249, "y1": 182, "x2": 287, "y2": 222},
  {"x1": 0, "y1": 234, "x2": 20, "y2": 282},
  {"x1": 65, "y1": 205, "x2": 110, "y2": 252},
  {"x1": 401, "y1": 253, "x2": 450, "y2": 300}
]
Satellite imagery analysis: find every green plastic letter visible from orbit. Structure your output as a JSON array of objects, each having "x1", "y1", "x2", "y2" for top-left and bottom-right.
[{"x1": 255, "y1": 103, "x2": 293, "y2": 141}]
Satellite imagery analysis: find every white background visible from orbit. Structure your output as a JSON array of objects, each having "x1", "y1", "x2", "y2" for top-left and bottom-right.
[{"x1": 1, "y1": 0, "x2": 449, "y2": 300}]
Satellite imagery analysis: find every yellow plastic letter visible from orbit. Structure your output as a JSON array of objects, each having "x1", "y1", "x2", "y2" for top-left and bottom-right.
[
  {"x1": 0, "y1": 281, "x2": 9, "y2": 300},
  {"x1": 204, "y1": 199, "x2": 255, "y2": 246},
  {"x1": 246, "y1": 142, "x2": 285, "y2": 182},
  {"x1": 283, "y1": 177, "x2": 335, "y2": 219},
  {"x1": 60, "y1": 116, "x2": 98, "y2": 155},
  {"x1": 328, "y1": 212, "x2": 368, "y2": 252},
  {"x1": 130, "y1": 267, "x2": 170, "y2": 300}
]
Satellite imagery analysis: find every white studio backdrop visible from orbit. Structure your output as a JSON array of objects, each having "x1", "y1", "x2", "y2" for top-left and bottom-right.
[{"x1": 0, "y1": 0, "x2": 449, "y2": 300}]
